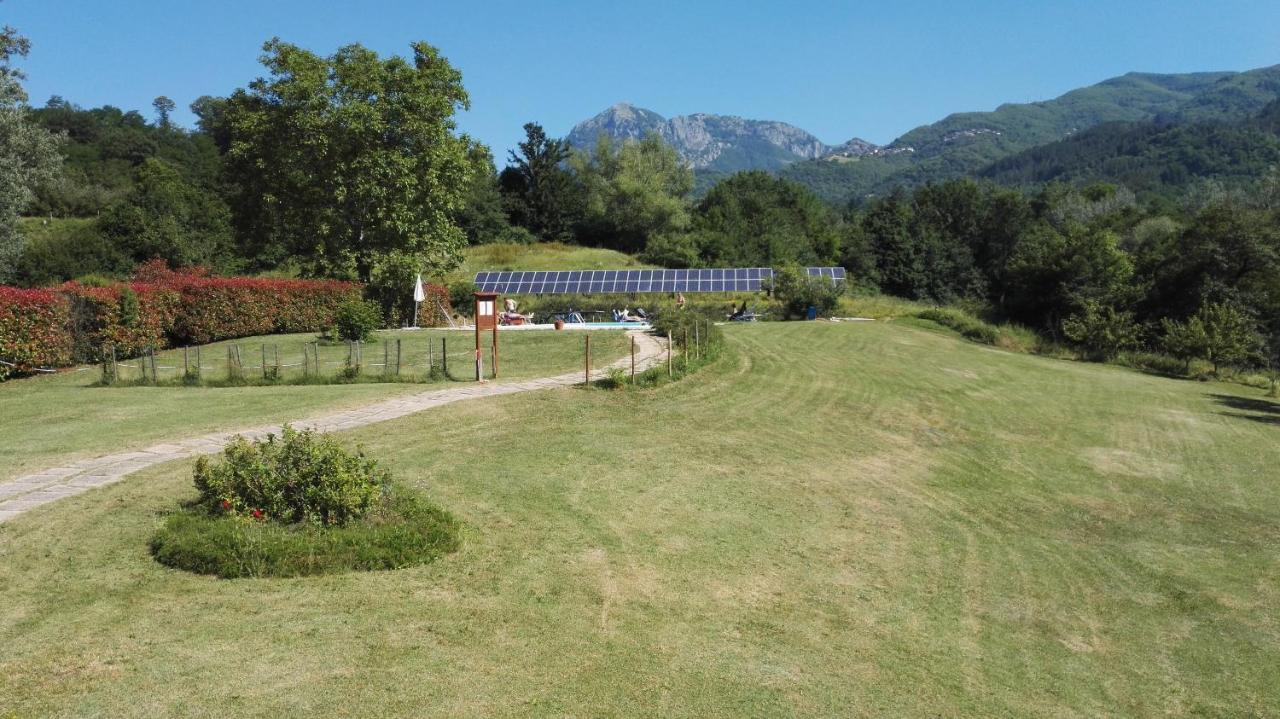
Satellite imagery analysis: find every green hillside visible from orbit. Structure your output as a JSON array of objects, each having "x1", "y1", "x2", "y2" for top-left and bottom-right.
[
  {"x1": 782, "y1": 65, "x2": 1280, "y2": 204},
  {"x1": 979, "y1": 100, "x2": 1280, "y2": 196},
  {"x1": 4, "y1": 322, "x2": 1279, "y2": 714}
]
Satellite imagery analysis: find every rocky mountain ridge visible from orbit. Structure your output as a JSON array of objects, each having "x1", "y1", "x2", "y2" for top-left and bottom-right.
[{"x1": 565, "y1": 103, "x2": 878, "y2": 173}]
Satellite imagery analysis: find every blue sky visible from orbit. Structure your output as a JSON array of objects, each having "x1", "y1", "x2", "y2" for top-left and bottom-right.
[{"x1": 7, "y1": 0, "x2": 1280, "y2": 157}]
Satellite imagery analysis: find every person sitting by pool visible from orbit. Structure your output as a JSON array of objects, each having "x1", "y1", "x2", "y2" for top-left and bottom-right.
[
  {"x1": 618, "y1": 307, "x2": 645, "y2": 322},
  {"x1": 500, "y1": 297, "x2": 528, "y2": 325}
]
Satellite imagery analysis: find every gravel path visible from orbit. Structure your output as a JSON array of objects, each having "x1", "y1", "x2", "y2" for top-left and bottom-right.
[{"x1": 0, "y1": 331, "x2": 666, "y2": 524}]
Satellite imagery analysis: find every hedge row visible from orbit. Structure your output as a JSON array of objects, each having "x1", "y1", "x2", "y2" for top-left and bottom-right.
[
  {"x1": 0, "y1": 263, "x2": 374, "y2": 378},
  {"x1": 0, "y1": 287, "x2": 75, "y2": 380}
]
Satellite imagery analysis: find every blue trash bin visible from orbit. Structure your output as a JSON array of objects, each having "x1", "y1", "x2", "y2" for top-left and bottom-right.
[{"x1": 805, "y1": 305, "x2": 817, "y2": 321}]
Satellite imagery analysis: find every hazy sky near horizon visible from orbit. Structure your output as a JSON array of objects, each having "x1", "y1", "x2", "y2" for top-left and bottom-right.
[{"x1": 7, "y1": 0, "x2": 1280, "y2": 156}]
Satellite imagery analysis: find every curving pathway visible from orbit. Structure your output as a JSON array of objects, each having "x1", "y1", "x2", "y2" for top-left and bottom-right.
[{"x1": 0, "y1": 331, "x2": 666, "y2": 524}]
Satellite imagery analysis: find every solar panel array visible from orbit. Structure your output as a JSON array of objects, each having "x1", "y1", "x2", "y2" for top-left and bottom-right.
[{"x1": 474, "y1": 267, "x2": 845, "y2": 294}]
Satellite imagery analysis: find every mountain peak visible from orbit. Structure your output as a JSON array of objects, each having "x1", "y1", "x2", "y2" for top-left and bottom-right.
[{"x1": 567, "y1": 104, "x2": 863, "y2": 173}]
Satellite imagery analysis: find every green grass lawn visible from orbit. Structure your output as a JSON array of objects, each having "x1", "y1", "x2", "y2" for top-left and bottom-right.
[
  {"x1": 0, "y1": 328, "x2": 628, "y2": 483},
  {"x1": 3, "y1": 322, "x2": 1279, "y2": 716}
]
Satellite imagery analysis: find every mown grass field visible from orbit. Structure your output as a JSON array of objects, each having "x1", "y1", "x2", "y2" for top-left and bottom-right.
[
  {"x1": 0, "y1": 328, "x2": 628, "y2": 483},
  {"x1": 3, "y1": 321, "x2": 1279, "y2": 716}
]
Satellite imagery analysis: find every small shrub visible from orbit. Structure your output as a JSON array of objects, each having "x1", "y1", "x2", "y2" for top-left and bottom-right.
[
  {"x1": 334, "y1": 299, "x2": 382, "y2": 342},
  {"x1": 150, "y1": 488, "x2": 460, "y2": 579},
  {"x1": 598, "y1": 366, "x2": 627, "y2": 389},
  {"x1": 193, "y1": 426, "x2": 386, "y2": 526}
]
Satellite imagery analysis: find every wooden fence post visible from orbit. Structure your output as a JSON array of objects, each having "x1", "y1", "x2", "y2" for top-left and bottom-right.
[
  {"x1": 195, "y1": 345, "x2": 200, "y2": 377},
  {"x1": 183, "y1": 346, "x2": 189, "y2": 377},
  {"x1": 442, "y1": 337, "x2": 447, "y2": 376},
  {"x1": 111, "y1": 345, "x2": 118, "y2": 383},
  {"x1": 630, "y1": 335, "x2": 636, "y2": 382},
  {"x1": 584, "y1": 334, "x2": 591, "y2": 386},
  {"x1": 262, "y1": 344, "x2": 268, "y2": 379},
  {"x1": 150, "y1": 348, "x2": 158, "y2": 383},
  {"x1": 396, "y1": 338, "x2": 402, "y2": 376},
  {"x1": 667, "y1": 332, "x2": 673, "y2": 377}
]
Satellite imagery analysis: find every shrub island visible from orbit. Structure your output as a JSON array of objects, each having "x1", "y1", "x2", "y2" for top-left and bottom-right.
[{"x1": 150, "y1": 426, "x2": 460, "y2": 579}]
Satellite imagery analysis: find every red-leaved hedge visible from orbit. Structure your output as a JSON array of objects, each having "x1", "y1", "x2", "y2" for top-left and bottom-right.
[
  {"x1": 0, "y1": 261, "x2": 377, "y2": 379},
  {"x1": 0, "y1": 287, "x2": 74, "y2": 379},
  {"x1": 62, "y1": 282, "x2": 181, "y2": 361}
]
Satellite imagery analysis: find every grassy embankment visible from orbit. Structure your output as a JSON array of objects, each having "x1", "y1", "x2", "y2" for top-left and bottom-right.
[{"x1": 3, "y1": 321, "x2": 1278, "y2": 716}]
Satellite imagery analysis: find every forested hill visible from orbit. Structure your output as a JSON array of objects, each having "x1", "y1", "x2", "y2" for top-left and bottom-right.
[
  {"x1": 27, "y1": 97, "x2": 222, "y2": 217},
  {"x1": 978, "y1": 100, "x2": 1280, "y2": 198},
  {"x1": 780, "y1": 65, "x2": 1280, "y2": 204}
]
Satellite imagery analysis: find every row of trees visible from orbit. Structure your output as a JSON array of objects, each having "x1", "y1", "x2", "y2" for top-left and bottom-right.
[{"x1": 846, "y1": 178, "x2": 1280, "y2": 370}]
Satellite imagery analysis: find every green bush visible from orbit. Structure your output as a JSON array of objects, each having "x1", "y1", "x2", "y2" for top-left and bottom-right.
[
  {"x1": 150, "y1": 488, "x2": 460, "y2": 579},
  {"x1": 334, "y1": 298, "x2": 381, "y2": 342},
  {"x1": 768, "y1": 266, "x2": 843, "y2": 319},
  {"x1": 448, "y1": 279, "x2": 476, "y2": 318},
  {"x1": 1061, "y1": 300, "x2": 1141, "y2": 361},
  {"x1": 193, "y1": 426, "x2": 386, "y2": 526}
]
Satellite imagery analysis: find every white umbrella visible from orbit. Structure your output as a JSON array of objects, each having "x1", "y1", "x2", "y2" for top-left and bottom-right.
[{"x1": 412, "y1": 274, "x2": 425, "y2": 327}]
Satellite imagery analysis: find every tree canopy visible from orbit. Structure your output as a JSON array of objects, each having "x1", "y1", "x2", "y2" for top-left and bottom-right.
[{"x1": 222, "y1": 38, "x2": 473, "y2": 281}]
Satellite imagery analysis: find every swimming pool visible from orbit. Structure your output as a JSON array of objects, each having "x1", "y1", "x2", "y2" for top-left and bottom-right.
[{"x1": 568, "y1": 321, "x2": 651, "y2": 329}]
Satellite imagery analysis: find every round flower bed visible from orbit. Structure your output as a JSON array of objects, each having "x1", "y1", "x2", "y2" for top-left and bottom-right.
[{"x1": 150, "y1": 426, "x2": 459, "y2": 578}]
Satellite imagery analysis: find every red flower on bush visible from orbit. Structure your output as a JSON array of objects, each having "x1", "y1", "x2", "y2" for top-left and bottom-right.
[
  {"x1": 221, "y1": 499, "x2": 232, "y2": 511},
  {"x1": 252, "y1": 508, "x2": 264, "y2": 520}
]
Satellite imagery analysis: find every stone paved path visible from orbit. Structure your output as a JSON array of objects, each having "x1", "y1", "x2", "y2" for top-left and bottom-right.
[{"x1": 0, "y1": 331, "x2": 666, "y2": 524}]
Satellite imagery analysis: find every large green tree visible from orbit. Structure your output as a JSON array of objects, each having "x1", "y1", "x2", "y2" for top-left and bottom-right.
[
  {"x1": 571, "y1": 133, "x2": 693, "y2": 253},
  {"x1": 0, "y1": 19, "x2": 63, "y2": 283},
  {"x1": 687, "y1": 171, "x2": 839, "y2": 268},
  {"x1": 222, "y1": 38, "x2": 472, "y2": 281}
]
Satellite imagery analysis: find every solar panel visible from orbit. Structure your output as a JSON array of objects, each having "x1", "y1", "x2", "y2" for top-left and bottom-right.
[{"x1": 472, "y1": 267, "x2": 843, "y2": 294}]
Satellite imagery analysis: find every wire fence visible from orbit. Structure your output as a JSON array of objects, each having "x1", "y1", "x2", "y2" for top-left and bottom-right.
[{"x1": 100, "y1": 337, "x2": 495, "y2": 386}]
